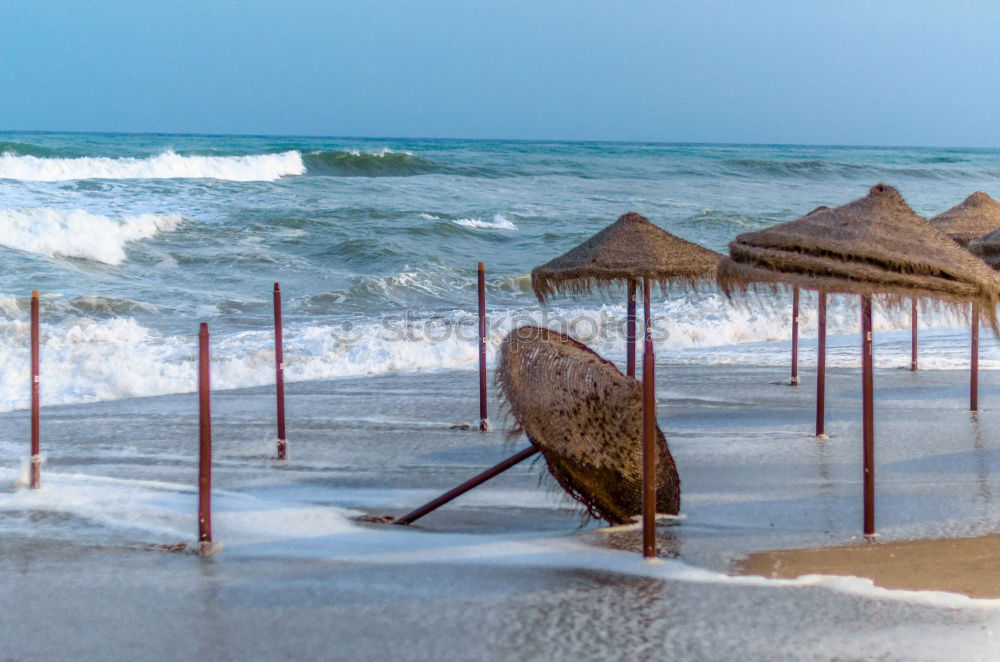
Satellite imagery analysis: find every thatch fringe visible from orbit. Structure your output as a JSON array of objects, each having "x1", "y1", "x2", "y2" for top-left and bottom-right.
[
  {"x1": 717, "y1": 184, "x2": 1000, "y2": 333},
  {"x1": 496, "y1": 326, "x2": 680, "y2": 524},
  {"x1": 531, "y1": 212, "x2": 722, "y2": 303}
]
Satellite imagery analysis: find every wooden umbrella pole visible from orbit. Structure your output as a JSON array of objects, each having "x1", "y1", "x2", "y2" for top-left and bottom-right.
[
  {"x1": 626, "y1": 280, "x2": 637, "y2": 378},
  {"x1": 394, "y1": 446, "x2": 538, "y2": 526},
  {"x1": 478, "y1": 262, "x2": 489, "y2": 431},
  {"x1": 971, "y1": 302, "x2": 979, "y2": 412},
  {"x1": 30, "y1": 290, "x2": 40, "y2": 489},
  {"x1": 273, "y1": 283, "x2": 287, "y2": 460},
  {"x1": 641, "y1": 334, "x2": 657, "y2": 559},
  {"x1": 861, "y1": 295, "x2": 875, "y2": 536},
  {"x1": 643, "y1": 277, "x2": 651, "y2": 339},
  {"x1": 791, "y1": 287, "x2": 800, "y2": 386},
  {"x1": 816, "y1": 292, "x2": 827, "y2": 438},
  {"x1": 910, "y1": 298, "x2": 918, "y2": 372},
  {"x1": 198, "y1": 323, "x2": 214, "y2": 552}
]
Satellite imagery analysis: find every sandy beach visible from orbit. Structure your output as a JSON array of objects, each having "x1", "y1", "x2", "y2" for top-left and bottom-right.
[
  {"x1": 3, "y1": 348, "x2": 1000, "y2": 660},
  {"x1": 738, "y1": 533, "x2": 1000, "y2": 599}
]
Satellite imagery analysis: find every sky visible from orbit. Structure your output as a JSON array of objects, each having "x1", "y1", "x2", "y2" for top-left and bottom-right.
[{"x1": 3, "y1": 0, "x2": 1000, "y2": 146}]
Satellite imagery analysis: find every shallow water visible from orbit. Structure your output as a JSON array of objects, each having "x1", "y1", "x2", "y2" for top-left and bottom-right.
[{"x1": 2, "y1": 362, "x2": 1000, "y2": 660}]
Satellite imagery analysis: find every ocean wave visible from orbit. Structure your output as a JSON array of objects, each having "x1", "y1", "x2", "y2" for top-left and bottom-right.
[
  {"x1": 0, "y1": 292, "x2": 984, "y2": 413},
  {"x1": 0, "y1": 208, "x2": 182, "y2": 265},
  {"x1": 303, "y1": 149, "x2": 440, "y2": 176},
  {"x1": 0, "y1": 150, "x2": 305, "y2": 181},
  {"x1": 0, "y1": 141, "x2": 63, "y2": 158},
  {"x1": 453, "y1": 214, "x2": 518, "y2": 231}
]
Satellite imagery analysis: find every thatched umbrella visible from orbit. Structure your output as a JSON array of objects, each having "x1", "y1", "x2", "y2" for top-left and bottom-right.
[
  {"x1": 531, "y1": 212, "x2": 722, "y2": 376},
  {"x1": 496, "y1": 325, "x2": 680, "y2": 524},
  {"x1": 718, "y1": 183, "x2": 1000, "y2": 536},
  {"x1": 931, "y1": 191, "x2": 1000, "y2": 411}
]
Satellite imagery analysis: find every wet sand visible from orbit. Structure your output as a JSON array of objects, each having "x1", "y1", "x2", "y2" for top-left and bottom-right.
[
  {"x1": 738, "y1": 533, "x2": 1000, "y2": 599},
  {"x1": 2, "y1": 357, "x2": 1000, "y2": 660}
]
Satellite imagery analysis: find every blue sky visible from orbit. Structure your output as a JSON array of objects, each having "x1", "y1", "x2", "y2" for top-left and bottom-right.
[{"x1": 2, "y1": 0, "x2": 1000, "y2": 146}]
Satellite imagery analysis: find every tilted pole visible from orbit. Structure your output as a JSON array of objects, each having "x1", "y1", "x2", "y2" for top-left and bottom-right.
[
  {"x1": 861, "y1": 296, "x2": 875, "y2": 536},
  {"x1": 910, "y1": 298, "x2": 918, "y2": 372},
  {"x1": 816, "y1": 291, "x2": 827, "y2": 438},
  {"x1": 393, "y1": 446, "x2": 538, "y2": 526},
  {"x1": 30, "y1": 290, "x2": 40, "y2": 489},
  {"x1": 273, "y1": 283, "x2": 287, "y2": 460},
  {"x1": 791, "y1": 287, "x2": 800, "y2": 386}
]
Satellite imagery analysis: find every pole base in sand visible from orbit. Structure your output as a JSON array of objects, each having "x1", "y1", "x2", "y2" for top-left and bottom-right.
[
  {"x1": 789, "y1": 377, "x2": 800, "y2": 386},
  {"x1": 815, "y1": 433, "x2": 829, "y2": 440},
  {"x1": 276, "y1": 439, "x2": 287, "y2": 460},
  {"x1": 478, "y1": 418, "x2": 490, "y2": 432},
  {"x1": 198, "y1": 541, "x2": 223, "y2": 557}
]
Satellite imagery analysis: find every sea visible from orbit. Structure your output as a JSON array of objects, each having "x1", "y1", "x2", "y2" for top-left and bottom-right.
[
  {"x1": 0, "y1": 132, "x2": 995, "y2": 413},
  {"x1": 5, "y1": 134, "x2": 1000, "y2": 659}
]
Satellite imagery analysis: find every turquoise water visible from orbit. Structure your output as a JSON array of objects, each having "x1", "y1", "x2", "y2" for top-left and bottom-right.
[{"x1": 0, "y1": 132, "x2": 996, "y2": 410}]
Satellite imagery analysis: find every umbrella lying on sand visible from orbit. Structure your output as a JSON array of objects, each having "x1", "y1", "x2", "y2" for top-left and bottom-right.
[
  {"x1": 718, "y1": 183, "x2": 1000, "y2": 535},
  {"x1": 532, "y1": 211, "x2": 721, "y2": 376},
  {"x1": 496, "y1": 326, "x2": 680, "y2": 524},
  {"x1": 931, "y1": 191, "x2": 1000, "y2": 410}
]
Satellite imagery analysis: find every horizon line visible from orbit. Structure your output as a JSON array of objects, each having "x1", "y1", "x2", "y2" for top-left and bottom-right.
[{"x1": 1, "y1": 128, "x2": 996, "y2": 152}]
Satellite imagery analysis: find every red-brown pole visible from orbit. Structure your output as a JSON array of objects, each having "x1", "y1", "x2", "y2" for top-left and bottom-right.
[
  {"x1": 791, "y1": 287, "x2": 800, "y2": 386},
  {"x1": 30, "y1": 290, "x2": 40, "y2": 489},
  {"x1": 394, "y1": 446, "x2": 539, "y2": 526},
  {"x1": 861, "y1": 296, "x2": 875, "y2": 536},
  {"x1": 816, "y1": 291, "x2": 827, "y2": 438},
  {"x1": 641, "y1": 333, "x2": 657, "y2": 559},
  {"x1": 273, "y1": 283, "x2": 287, "y2": 459},
  {"x1": 478, "y1": 262, "x2": 489, "y2": 432},
  {"x1": 971, "y1": 302, "x2": 979, "y2": 412},
  {"x1": 910, "y1": 298, "x2": 918, "y2": 372},
  {"x1": 198, "y1": 323, "x2": 213, "y2": 548},
  {"x1": 643, "y1": 277, "x2": 651, "y2": 339},
  {"x1": 626, "y1": 280, "x2": 637, "y2": 378}
]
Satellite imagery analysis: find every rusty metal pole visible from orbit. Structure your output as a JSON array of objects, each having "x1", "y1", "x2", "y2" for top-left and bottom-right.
[
  {"x1": 643, "y1": 277, "x2": 651, "y2": 340},
  {"x1": 394, "y1": 446, "x2": 539, "y2": 526},
  {"x1": 30, "y1": 290, "x2": 40, "y2": 489},
  {"x1": 641, "y1": 334, "x2": 657, "y2": 559},
  {"x1": 273, "y1": 283, "x2": 287, "y2": 460},
  {"x1": 861, "y1": 296, "x2": 875, "y2": 536},
  {"x1": 478, "y1": 262, "x2": 489, "y2": 432},
  {"x1": 791, "y1": 287, "x2": 800, "y2": 386},
  {"x1": 198, "y1": 323, "x2": 214, "y2": 551},
  {"x1": 971, "y1": 302, "x2": 979, "y2": 412},
  {"x1": 626, "y1": 280, "x2": 637, "y2": 378},
  {"x1": 816, "y1": 292, "x2": 827, "y2": 438},
  {"x1": 910, "y1": 298, "x2": 918, "y2": 372}
]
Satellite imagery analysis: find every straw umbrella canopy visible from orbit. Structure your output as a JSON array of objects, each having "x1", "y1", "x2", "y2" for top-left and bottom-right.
[
  {"x1": 970, "y1": 227, "x2": 1000, "y2": 269},
  {"x1": 496, "y1": 325, "x2": 680, "y2": 524},
  {"x1": 931, "y1": 191, "x2": 1000, "y2": 247},
  {"x1": 718, "y1": 183, "x2": 1000, "y2": 535},
  {"x1": 930, "y1": 191, "x2": 1000, "y2": 410},
  {"x1": 531, "y1": 211, "x2": 722, "y2": 375}
]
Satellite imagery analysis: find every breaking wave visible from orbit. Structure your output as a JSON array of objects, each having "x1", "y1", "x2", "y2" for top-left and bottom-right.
[
  {"x1": 0, "y1": 150, "x2": 305, "y2": 181},
  {"x1": 0, "y1": 208, "x2": 182, "y2": 265},
  {"x1": 302, "y1": 149, "x2": 441, "y2": 176}
]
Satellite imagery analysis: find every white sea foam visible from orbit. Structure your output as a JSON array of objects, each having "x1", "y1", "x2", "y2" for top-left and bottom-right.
[
  {"x1": 0, "y1": 289, "x2": 985, "y2": 413},
  {"x1": 0, "y1": 208, "x2": 181, "y2": 265},
  {"x1": 0, "y1": 150, "x2": 305, "y2": 181},
  {"x1": 453, "y1": 214, "x2": 517, "y2": 230}
]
